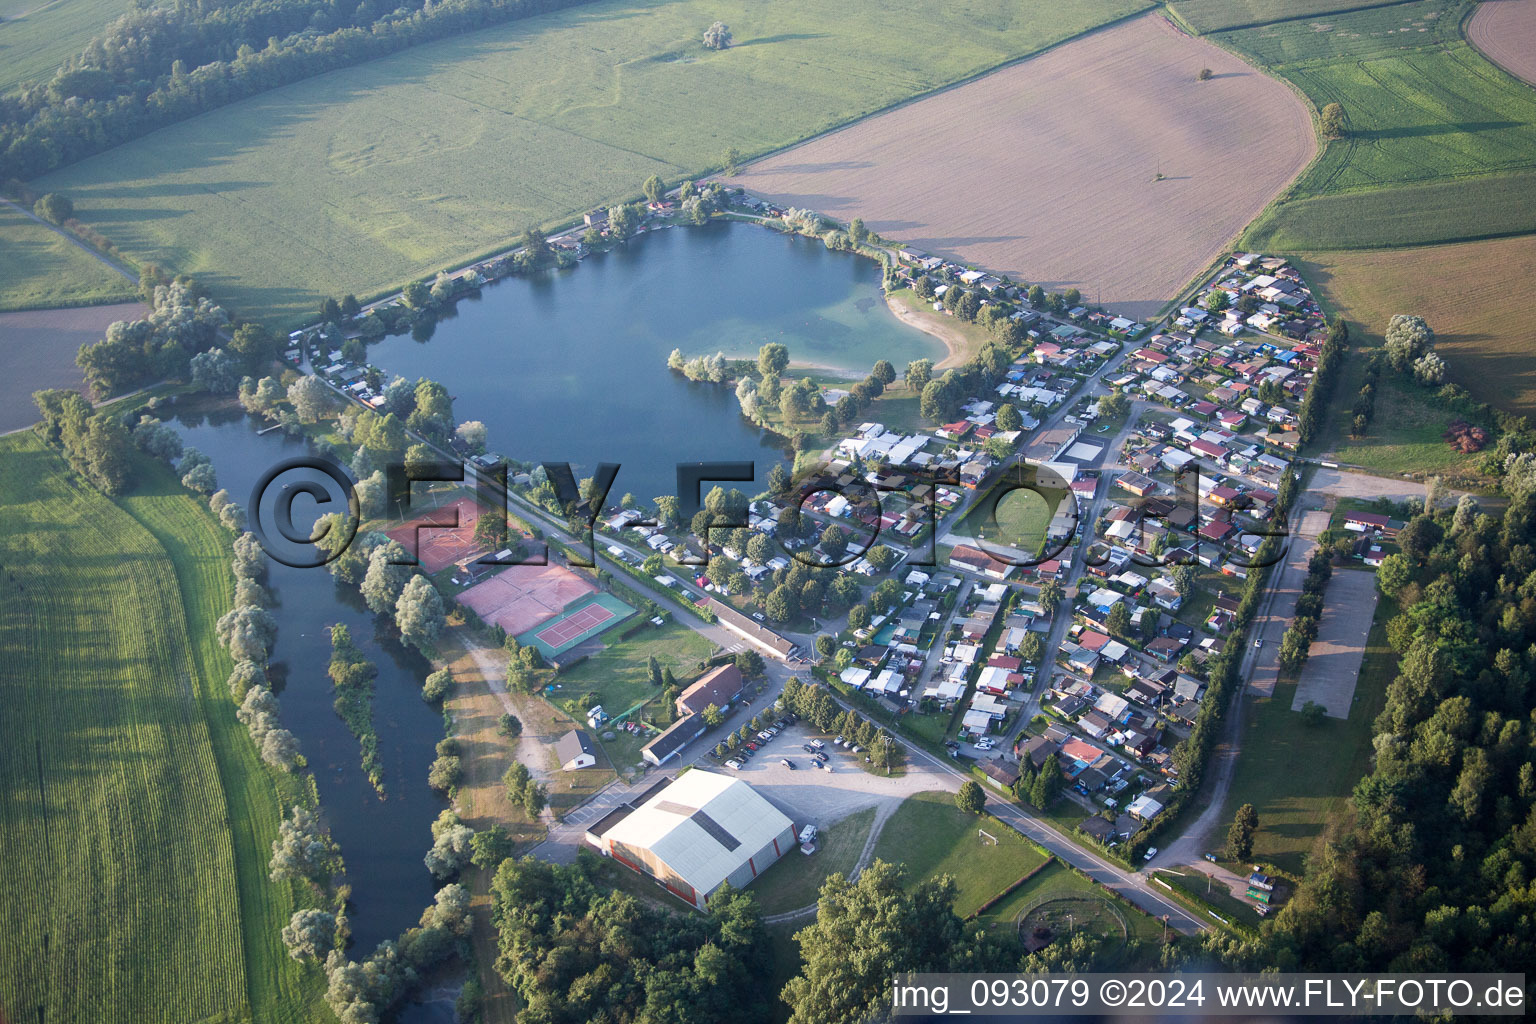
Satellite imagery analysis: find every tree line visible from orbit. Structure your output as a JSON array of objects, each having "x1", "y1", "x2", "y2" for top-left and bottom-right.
[{"x1": 1209, "y1": 487, "x2": 1536, "y2": 974}]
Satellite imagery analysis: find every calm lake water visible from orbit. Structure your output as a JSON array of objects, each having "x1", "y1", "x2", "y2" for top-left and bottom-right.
[
  {"x1": 172, "y1": 404, "x2": 445, "y2": 954},
  {"x1": 367, "y1": 219, "x2": 942, "y2": 501},
  {"x1": 159, "y1": 222, "x2": 938, "y2": 957}
]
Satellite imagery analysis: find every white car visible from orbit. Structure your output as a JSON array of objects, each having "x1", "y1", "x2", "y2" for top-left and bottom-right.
[
  {"x1": 724, "y1": 759, "x2": 742, "y2": 770},
  {"x1": 975, "y1": 738, "x2": 995, "y2": 750},
  {"x1": 1143, "y1": 847, "x2": 1159, "y2": 861},
  {"x1": 1253, "y1": 637, "x2": 1263, "y2": 648}
]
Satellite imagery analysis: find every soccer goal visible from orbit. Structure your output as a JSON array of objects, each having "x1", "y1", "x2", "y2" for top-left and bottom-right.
[{"x1": 978, "y1": 828, "x2": 998, "y2": 846}]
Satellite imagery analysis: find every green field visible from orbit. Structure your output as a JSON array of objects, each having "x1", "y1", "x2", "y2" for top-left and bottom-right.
[
  {"x1": 551, "y1": 618, "x2": 714, "y2": 720},
  {"x1": 0, "y1": 0, "x2": 131, "y2": 93},
  {"x1": 1170, "y1": 0, "x2": 1412, "y2": 34},
  {"x1": 0, "y1": 202, "x2": 137, "y2": 311},
  {"x1": 960, "y1": 478, "x2": 1067, "y2": 554},
  {"x1": 751, "y1": 806, "x2": 876, "y2": 915},
  {"x1": 1213, "y1": 0, "x2": 1463, "y2": 64},
  {"x1": 976, "y1": 860, "x2": 1166, "y2": 948},
  {"x1": 0, "y1": 434, "x2": 323, "y2": 1022},
  {"x1": 870, "y1": 790, "x2": 1049, "y2": 917},
  {"x1": 1217, "y1": 0, "x2": 1536, "y2": 250},
  {"x1": 30, "y1": 0, "x2": 1149, "y2": 326},
  {"x1": 1273, "y1": 44, "x2": 1536, "y2": 195},
  {"x1": 1241, "y1": 167, "x2": 1536, "y2": 250},
  {"x1": 1216, "y1": 597, "x2": 1395, "y2": 876}
]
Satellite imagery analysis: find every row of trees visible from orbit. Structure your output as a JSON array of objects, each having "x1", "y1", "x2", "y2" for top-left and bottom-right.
[
  {"x1": 0, "y1": 0, "x2": 597, "y2": 180},
  {"x1": 1276, "y1": 546, "x2": 1332, "y2": 672},
  {"x1": 779, "y1": 676, "x2": 904, "y2": 771},
  {"x1": 33, "y1": 389, "x2": 135, "y2": 493},
  {"x1": 1229, "y1": 484, "x2": 1536, "y2": 973},
  {"x1": 1297, "y1": 315, "x2": 1348, "y2": 445}
]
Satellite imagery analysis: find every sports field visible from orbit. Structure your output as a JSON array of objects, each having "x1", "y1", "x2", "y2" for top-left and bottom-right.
[
  {"x1": 30, "y1": 0, "x2": 1149, "y2": 326},
  {"x1": 870, "y1": 790, "x2": 1050, "y2": 918},
  {"x1": 385, "y1": 495, "x2": 494, "y2": 574},
  {"x1": 0, "y1": 202, "x2": 138, "y2": 312},
  {"x1": 458, "y1": 561, "x2": 597, "y2": 636},
  {"x1": 1468, "y1": 0, "x2": 1536, "y2": 86},
  {"x1": 517, "y1": 591, "x2": 636, "y2": 659},
  {"x1": 735, "y1": 14, "x2": 1315, "y2": 319},
  {"x1": 0, "y1": 433, "x2": 323, "y2": 1023}
]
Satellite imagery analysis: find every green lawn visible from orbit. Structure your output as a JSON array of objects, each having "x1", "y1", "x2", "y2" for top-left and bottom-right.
[
  {"x1": 0, "y1": 203, "x2": 137, "y2": 311},
  {"x1": 960, "y1": 476, "x2": 1068, "y2": 553},
  {"x1": 0, "y1": 0, "x2": 135, "y2": 93},
  {"x1": 870, "y1": 791, "x2": 1049, "y2": 917},
  {"x1": 31, "y1": 0, "x2": 1148, "y2": 326},
  {"x1": 1216, "y1": 595, "x2": 1396, "y2": 876},
  {"x1": 0, "y1": 434, "x2": 324, "y2": 1023},
  {"x1": 750, "y1": 806, "x2": 876, "y2": 915}
]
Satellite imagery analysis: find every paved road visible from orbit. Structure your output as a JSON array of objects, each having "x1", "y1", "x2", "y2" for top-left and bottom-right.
[{"x1": 1147, "y1": 494, "x2": 1315, "y2": 872}]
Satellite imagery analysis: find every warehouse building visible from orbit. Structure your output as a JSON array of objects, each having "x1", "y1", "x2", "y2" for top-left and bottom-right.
[{"x1": 590, "y1": 769, "x2": 797, "y2": 909}]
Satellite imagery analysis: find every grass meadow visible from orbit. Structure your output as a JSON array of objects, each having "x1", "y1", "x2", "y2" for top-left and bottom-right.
[
  {"x1": 0, "y1": 0, "x2": 132, "y2": 93},
  {"x1": 1216, "y1": 596, "x2": 1395, "y2": 876},
  {"x1": 870, "y1": 790, "x2": 1050, "y2": 917},
  {"x1": 0, "y1": 202, "x2": 137, "y2": 311},
  {"x1": 30, "y1": 0, "x2": 1148, "y2": 327},
  {"x1": 1221, "y1": 0, "x2": 1536, "y2": 250},
  {"x1": 0, "y1": 434, "x2": 325, "y2": 1022},
  {"x1": 1170, "y1": 0, "x2": 1412, "y2": 33},
  {"x1": 1296, "y1": 233, "x2": 1536, "y2": 478}
]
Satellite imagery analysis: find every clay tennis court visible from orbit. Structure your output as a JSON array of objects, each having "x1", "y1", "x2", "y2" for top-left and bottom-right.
[
  {"x1": 731, "y1": 13, "x2": 1316, "y2": 320},
  {"x1": 456, "y1": 562, "x2": 598, "y2": 636},
  {"x1": 385, "y1": 496, "x2": 494, "y2": 573}
]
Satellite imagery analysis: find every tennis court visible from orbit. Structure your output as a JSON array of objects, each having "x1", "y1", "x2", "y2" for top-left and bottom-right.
[
  {"x1": 517, "y1": 592, "x2": 636, "y2": 660},
  {"x1": 385, "y1": 496, "x2": 492, "y2": 573},
  {"x1": 458, "y1": 562, "x2": 598, "y2": 635}
]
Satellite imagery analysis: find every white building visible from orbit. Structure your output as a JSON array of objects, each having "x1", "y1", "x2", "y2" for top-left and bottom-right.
[{"x1": 592, "y1": 770, "x2": 797, "y2": 910}]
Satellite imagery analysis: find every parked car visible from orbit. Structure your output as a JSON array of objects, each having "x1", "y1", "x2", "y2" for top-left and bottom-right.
[
  {"x1": 821, "y1": 762, "x2": 833, "y2": 773},
  {"x1": 757, "y1": 731, "x2": 772, "y2": 742},
  {"x1": 834, "y1": 735, "x2": 844, "y2": 745},
  {"x1": 780, "y1": 758, "x2": 796, "y2": 770},
  {"x1": 812, "y1": 751, "x2": 828, "y2": 763},
  {"x1": 724, "y1": 759, "x2": 742, "y2": 770},
  {"x1": 850, "y1": 744, "x2": 862, "y2": 753},
  {"x1": 1143, "y1": 847, "x2": 1159, "y2": 861},
  {"x1": 1253, "y1": 637, "x2": 1263, "y2": 648},
  {"x1": 745, "y1": 742, "x2": 758, "y2": 751},
  {"x1": 809, "y1": 739, "x2": 825, "y2": 750},
  {"x1": 802, "y1": 744, "x2": 815, "y2": 754}
]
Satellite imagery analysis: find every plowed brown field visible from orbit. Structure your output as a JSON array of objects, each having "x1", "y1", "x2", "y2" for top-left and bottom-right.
[
  {"x1": 1468, "y1": 0, "x2": 1536, "y2": 87},
  {"x1": 732, "y1": 14, "x2": 1316, "y2": 320}
]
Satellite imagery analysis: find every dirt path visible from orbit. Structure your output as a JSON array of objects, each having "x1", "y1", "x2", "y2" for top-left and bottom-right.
[{"x1": 457, "y1": 635, "x2": 557, "y2": 797}]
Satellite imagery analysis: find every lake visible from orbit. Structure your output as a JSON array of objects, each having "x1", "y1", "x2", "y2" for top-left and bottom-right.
[{"x1": 366, "y1": 219, "x2": 943, "y2": 501}]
